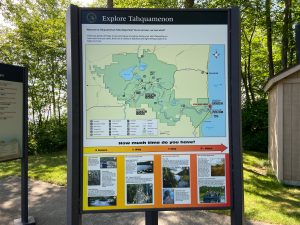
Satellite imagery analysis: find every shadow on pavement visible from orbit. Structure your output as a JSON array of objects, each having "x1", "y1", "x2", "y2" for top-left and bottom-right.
[{"x1": 0, "y1": 176, "x2": 271, "y2": 225}]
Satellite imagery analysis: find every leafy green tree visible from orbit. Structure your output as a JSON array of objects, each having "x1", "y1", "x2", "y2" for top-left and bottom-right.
[
  {"x1": 242, "y1": 99, "x2": 268, "y2": 152},
  {"x1": 281, "y1": 0, "x2": 291, "y2": 70},
  {"x1": 265, "y1": 0, "x2": 274, "y2": 77},
  {"x1": 0, "y1": 0, "x2": 70, "y2": 153},
  {"x1": 112, "y1": 0, "x2": 178, "y2": 8}
]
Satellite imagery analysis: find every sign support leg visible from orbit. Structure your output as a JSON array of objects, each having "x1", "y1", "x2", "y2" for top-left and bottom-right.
[
  {"x1": 16, "y1": 151, "x2": 36, "y2": 225},
  {"x1": 229, "y1": 7, "x2": 244, "y2": 225},
  {"x1": 67, "y1": 5, "x2": 82, "y2": 225},
  {"x1": 21, "y1": 153, "x2": 28, "y2": 224},
  {"x1": 13, "y1": 68, "x2": 35, "y2": 225},
  {"x1": 13, "y1": 157, "x2": 36, "y2": 225},
  {"x1": 145, "y1": 211, "x2": 158, "y2": 225}
]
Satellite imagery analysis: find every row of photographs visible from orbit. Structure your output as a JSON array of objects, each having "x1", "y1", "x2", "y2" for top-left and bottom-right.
[{"x1": 87, "y1": 154, "x2": 227, "y2": 207}]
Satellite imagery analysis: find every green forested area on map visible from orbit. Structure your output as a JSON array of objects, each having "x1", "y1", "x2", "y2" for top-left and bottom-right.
[
  {"x1": 0, "y1": 0, "x2": 299, "y2": 153},
  {"x1": 95, "y1": 50, "x2": 210, "y2": 127}
]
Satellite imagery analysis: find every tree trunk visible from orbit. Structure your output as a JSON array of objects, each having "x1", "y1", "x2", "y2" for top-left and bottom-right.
[
  {"x1": 288, "y1": 8, "x2": 294, "y2": 67},
  {"x1": 49, "y1": 57, "x2": 56, "y2": 120},
  {"x1": 246, "y1": 44, "x2": 255, "y2": 102},
  {"x1": 107, "y1": 0, "x2": 113, "y2": 8},
  {"x1": 265, "y1": 0, "x2": 274, "y2": 77},
  {"x1": 51, "y1": 80, "x2": 56, "y2": 118},
  {"x1": 38, "y1": 109, "x2": 42, "y2": 127},
  {"x1": 184, "y1": 0, "x2": 194, "y2": 8},
  {"x1": 32, "y1": 107, "x2": 36, "y2": 125},
  {"x1": 242, "y1": 25, "x2": 256, "y2": 103},
  {"x1": 241, "y1": 61, "x2": 251, "y2": 104},
  {"x1": 281, "y1": 0, "x2": 291, "y2": 70},
  {"x1": 57, "y1": 86, "x2": 61, "y2": 124}
]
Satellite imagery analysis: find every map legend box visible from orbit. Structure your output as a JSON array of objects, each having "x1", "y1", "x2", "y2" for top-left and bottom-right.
[{"x1": 89, "y1": 119, "x2": 158, "y2": 137}]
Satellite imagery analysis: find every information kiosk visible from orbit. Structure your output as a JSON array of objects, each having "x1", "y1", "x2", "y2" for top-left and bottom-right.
[
  {"x1": 0, "y1": 63, "x2": 35, "y2": 225},
  {"x1": 67, "y1": 6, "x2": 243, "y2": 225}
]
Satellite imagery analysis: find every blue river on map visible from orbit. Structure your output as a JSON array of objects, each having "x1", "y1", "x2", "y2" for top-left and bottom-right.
[{"x1": 201, "y1": 45, "x2": 226, "y2": 137}]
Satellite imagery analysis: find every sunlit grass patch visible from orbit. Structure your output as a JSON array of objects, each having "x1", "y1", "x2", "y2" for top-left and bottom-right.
[
  {"x1": 0, "y1": 151, "x2": 67, "y2": 186},
  {"x1": 243, "y1": 151, "x2": 300, "y2": 225}
]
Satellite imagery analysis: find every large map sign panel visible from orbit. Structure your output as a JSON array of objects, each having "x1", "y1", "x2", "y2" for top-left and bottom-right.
[{"x1": 81, "y1": 10, "x2": 230, "y2": 211}]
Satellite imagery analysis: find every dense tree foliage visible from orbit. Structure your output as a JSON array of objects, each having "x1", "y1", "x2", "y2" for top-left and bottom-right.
[
  {"x1": 1, "y1": 0, "x2": 300, "y2": 153},
  {"x1": 0, "y1": 0, "x2": 70, "y2": 153}
]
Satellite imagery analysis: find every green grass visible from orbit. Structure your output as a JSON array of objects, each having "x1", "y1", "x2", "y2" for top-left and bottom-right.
[
  {"x1": 0, "y1": 150, "x2": 300, "y2": 224},
  {"x1": 0, "y1": 151, "x2": 67, "y2": 186},
  {"x1": 243, "y1": 151, "x2": 300, "y2": 225}
]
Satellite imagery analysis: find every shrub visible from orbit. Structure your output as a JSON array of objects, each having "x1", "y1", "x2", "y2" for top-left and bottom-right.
[
  {"x1": 28, "y1": 116, "x2": 67, "y2": 154},
  {"x1": 242, "y1": 99, "x2": 268, "y2": 152}
]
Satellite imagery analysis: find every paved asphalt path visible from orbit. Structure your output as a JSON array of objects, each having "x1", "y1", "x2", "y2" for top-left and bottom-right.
[{"x1": 0, "y1": 177, "x2": 275, "y2": 225}]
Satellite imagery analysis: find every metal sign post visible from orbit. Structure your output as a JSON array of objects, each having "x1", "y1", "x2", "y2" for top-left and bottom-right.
[
  {"x1": 66, "y1": 5, "x2": 82, "y2": 225},
  {"x1": 145, "y1": 211, "x2": 158, "y2": 225},
  {"x1": 229, "y1": 8, "x2": 244, "y2": 225},
  {"x1": 18, "y1": 67, "x2": 36, "y2": 225},
  {"x1": 67, "y1": 5, "x2": 243, "y2": 225}
]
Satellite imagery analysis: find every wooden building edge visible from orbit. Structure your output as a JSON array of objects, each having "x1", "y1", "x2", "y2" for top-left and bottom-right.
[{"x1": 264, "y1": 64, "x2": 300, "y2": 186}]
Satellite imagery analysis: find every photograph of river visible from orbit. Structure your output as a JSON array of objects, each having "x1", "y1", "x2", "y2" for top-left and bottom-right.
[
  {"x1": 137, "y1": 160, "x2": 153, "y2": 174},
  {"x1": 163, "y1": 167, "x2": 190, "y2": 188},
  {"x1": 88, "y1": 196, "x2": 117, "y2": 206}
]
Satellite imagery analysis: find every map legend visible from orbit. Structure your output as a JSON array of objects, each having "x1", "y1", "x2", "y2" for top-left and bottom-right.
[{"x1": 89, "y1": 119, "x2": 158, "y2": 137}]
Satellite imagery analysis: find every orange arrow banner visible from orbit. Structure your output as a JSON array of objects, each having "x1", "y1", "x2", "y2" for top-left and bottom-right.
[{"x1": 83, "y1": 144, "x2": 227, "y2": 154}]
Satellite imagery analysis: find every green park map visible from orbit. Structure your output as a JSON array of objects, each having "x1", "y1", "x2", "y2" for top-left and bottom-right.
[{"x1": 85, "y1": 45, "x2": 225, "y2": 138}]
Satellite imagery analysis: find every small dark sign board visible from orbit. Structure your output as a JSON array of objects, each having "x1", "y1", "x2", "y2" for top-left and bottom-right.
[
  {"x1": 0, "y1": 63, "x2": 27, "y2": 162},
  {"x1": 0, "y1": 63, "x2": 34, "y2": 225}
]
